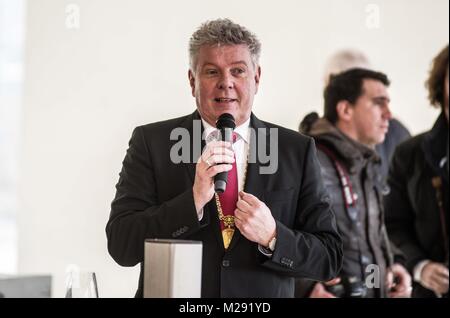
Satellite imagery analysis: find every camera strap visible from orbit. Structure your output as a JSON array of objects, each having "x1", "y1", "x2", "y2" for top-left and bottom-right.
[{"x1": 317, "y1": 144, "x2": 358, "y2": 222}]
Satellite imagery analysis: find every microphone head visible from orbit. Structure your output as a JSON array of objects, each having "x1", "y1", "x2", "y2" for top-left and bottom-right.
[{"x1": 216, "y1": 113, "x2": 236, "y2": 130}]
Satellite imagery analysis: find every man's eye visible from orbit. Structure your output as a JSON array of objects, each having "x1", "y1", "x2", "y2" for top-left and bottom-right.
[
  {"x1": 373, "y1": 98, "x2": 387, "y2": 106},
  {"x1": 231, "y1": 68, "x2": 245, "y2": 75},
  {"x1": 205, "y1": 69, "x2": 218, "y2": 75}
]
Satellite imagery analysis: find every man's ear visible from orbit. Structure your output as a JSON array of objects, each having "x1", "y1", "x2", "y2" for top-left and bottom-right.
[
  {"x1": 336, "y1": 100, "x2": 353, "y2": 122},
  {"x1": 188, "y1": 70, "x2": 196, "y2": 97},
  {"x1": 254, "y1": 66, "x2": 261, "y2": 94}
]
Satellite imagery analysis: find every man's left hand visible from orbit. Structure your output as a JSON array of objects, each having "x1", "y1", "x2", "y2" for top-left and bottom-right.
[
  {"x1": 386, "y1": 263, "x2": 412, "y2": 298},
  {"x1": 234, "y1": 191, "x2": 276, "y2": 247}
]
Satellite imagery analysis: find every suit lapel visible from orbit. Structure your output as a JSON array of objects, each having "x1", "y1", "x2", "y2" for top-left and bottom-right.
[
  {"x1": 181, "y1": 111, "x2": 202, "y2": 183},
  {"x1": 243, "y1": 113, "x2": 269, "y2": 199},
  {"x1": 206, "y1": 200, "x2": 226, "y2": 252}
]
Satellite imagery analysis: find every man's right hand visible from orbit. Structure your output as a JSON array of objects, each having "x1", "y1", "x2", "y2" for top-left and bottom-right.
[
  {"x1": 309, "y1": 278, "x2": 341, "y2": 298},
  {"x1": 193, "y1": 141, "x2": 235, "y2": 212},
  {"x1": 420, "y1": 262, "x2": 449, "y2": 296}
]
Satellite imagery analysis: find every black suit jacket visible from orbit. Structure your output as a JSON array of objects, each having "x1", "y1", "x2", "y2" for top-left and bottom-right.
[
  {"x1": 106, "y1": 111, "x2": 342, "y2": 298},
  {"x1": 385, "y1": 113, "x2": 448, "y2": 297}
]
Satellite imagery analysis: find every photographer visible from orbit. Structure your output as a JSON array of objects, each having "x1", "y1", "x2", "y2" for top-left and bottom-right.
[{"x1": 296, "y1": 69, "x2": 412, "y2": 298}]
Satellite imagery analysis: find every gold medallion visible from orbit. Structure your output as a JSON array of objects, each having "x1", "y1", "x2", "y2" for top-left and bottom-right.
[{"x1": 222, "y1": 227, "x2": 235, "y2": 249}]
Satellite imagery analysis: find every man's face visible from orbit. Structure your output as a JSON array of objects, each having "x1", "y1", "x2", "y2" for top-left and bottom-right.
[
  {"x1": 349, "y1": 79, "x2": 392, "y2": 146},
  {"x1": 189, "y1": 44, "x2": 261, "y2": 126}
]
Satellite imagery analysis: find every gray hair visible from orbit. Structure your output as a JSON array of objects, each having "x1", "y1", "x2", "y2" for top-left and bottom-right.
[{"x1": 189, "y1": 18, "x2": 261, "y2": 72}]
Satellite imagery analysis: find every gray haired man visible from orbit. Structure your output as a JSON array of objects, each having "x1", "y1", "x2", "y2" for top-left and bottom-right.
[{"x1": 106, "y1": 19, "x2": 342, "y2": 298}]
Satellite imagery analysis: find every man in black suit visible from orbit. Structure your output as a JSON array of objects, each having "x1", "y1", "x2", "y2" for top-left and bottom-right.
[{"x1": 106, "y1": 18, "x2": 342, "y2": 298}]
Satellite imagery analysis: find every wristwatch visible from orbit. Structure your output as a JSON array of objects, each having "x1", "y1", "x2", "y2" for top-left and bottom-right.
[{"x1": 268, "y1": 235, "x2": 277, "y2": 252}]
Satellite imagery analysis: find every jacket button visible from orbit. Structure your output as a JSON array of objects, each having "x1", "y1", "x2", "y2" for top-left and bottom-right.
[
  {"x1": 281, "y1": 257, "x2": 293, "y2": 268},
  {"x1": 222, "y1": 260, "x2": 230, "y2": 267},
  {"x1": 361, "y1": 255, "x2": 370, "y2": 264}
]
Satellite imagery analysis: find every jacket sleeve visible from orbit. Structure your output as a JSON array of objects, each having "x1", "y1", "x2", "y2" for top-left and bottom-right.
[
  {"x1": 106, "y1": 126, "x2": 203, "y2": 267},
  {"x1": 262, "y1": 138, "x2": 343, "y2": 281},
  {"x1": 384, "y1": 145, "x2": 427, "y2": 272},
  {"x1": 294, "y1": 278, "x2": 317, "y2": 298}
]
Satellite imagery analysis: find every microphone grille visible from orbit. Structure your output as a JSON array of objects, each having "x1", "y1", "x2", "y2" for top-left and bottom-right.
[{"x1": 216, "y1": 113, "x2": 236, "y2": 129}]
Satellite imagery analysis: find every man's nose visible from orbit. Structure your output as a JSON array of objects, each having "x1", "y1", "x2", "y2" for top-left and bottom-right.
[
  {"x1": 217, "y1": 74, "x2": 234, "y2": 90},
  {"x1": 383, "y1": 103, "x2": 393, "y2": 120}
]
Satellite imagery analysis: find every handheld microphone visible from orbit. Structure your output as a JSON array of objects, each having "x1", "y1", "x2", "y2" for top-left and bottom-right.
[{"x1": 214, "y1": 113, "x2": 236, "y2": 193}]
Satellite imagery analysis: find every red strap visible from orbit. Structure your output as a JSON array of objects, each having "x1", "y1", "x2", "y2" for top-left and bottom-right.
[
  {"x1": 218, "y1": 132, "x2": 238, "y2": 230},
  {"x1": 317, "y1": 144, "x2": 357, "y2": 209}
]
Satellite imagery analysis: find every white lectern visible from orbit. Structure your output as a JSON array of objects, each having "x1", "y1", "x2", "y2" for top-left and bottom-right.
[{"x1": 144, "y1": 239, "x2": 202, "y2": 298}]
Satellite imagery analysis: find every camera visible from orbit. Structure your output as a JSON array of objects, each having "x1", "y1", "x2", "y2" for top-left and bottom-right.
[{"x1": 325, "y1": 276, "x2": 367, "y2": 298}]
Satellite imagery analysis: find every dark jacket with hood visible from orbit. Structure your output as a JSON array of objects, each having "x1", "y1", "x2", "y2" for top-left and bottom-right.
[
  {"x1": 384, "y1": 113, "x2": 449, "y2": 298},
  {"x1": 296, "y1": 116, "x2": 395, "y2": 298}
]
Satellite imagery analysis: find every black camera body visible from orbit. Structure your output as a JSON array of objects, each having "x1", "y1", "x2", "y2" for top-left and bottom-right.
[{"x1": 326, "y1": 276, "x2": 367, "y2": 298}]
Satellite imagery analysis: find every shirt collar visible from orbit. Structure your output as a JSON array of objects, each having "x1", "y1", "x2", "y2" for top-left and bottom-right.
[{"x1": 201, "y1": 117, "x2": 251, "y2": 144}]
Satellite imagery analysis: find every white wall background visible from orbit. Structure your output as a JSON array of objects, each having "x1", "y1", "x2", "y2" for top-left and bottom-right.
[
  {"x1": 18, "y1": 0, "x2": 449, "y2": 297},
  {"x1": 0, "y1": 0, "x2": 25, "y2": 274}
]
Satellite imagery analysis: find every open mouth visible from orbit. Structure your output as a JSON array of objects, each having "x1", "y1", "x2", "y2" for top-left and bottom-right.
[{"x1": 214, "y1": 98, "x2": 238, "y2": 103}]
